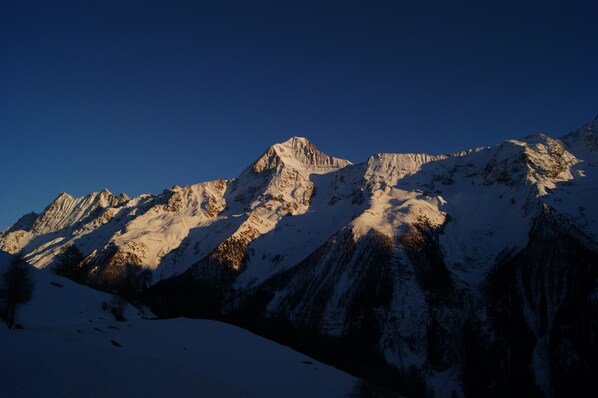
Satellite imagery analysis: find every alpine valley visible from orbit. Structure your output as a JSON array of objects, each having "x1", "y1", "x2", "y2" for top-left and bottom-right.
[{"x1": 3, "y1": 116, "x2": 598, "y2": 397}]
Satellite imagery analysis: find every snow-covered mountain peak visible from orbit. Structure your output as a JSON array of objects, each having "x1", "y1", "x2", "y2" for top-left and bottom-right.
[
  {"x1": 560, "y1": 116, "x2": 598, "y2": 157},
  {"x1": 250, "y1": 137, "x2": 351, "y2": 175},
  {"x1": 278, "y1": 136, "x2": 311, "y2": 147},
  {"x1": 1, "y1": 212, "x2": 38, "y2": 234},
  {"x1": 581, "y1": 114, "x2": 598, "y2": 132},
  {"x1": 476, "y1": 134, "x2": 578, "y2": 194},
  {"x1": 520, "y1": 132, "x2": 549, "y2": 145},
  {"x1": 28, "y1": 189, "x2": 130, "y2": 236},
  {"x1": 55, "y1": 191, "x2": 74, "y2": 202}
]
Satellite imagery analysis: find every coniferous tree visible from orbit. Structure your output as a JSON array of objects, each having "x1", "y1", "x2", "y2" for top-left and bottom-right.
[
  {"x1": 54, "y1": 244, "x2": 85, "y2": 283},
  {"x1": 0, "y1": 253, "x2": 35, "y2": 328}
]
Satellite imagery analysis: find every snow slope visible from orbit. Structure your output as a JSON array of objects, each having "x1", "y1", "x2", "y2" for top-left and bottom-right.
[{"x1": 0, "y1": 252, "x2": 356, "y2": 398}]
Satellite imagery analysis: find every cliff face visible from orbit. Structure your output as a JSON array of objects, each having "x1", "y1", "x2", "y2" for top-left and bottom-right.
[{"x1": 3, "y1": 119, "x2": 598, "y2": 396}]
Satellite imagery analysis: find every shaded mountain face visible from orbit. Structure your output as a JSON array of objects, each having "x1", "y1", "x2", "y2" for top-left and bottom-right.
[{"x1": 2, "y1": 120, "x2": 598, "y2": 396}]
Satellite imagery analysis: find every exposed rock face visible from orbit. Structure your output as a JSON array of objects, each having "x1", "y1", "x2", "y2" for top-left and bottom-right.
[{"x1": 2, "y1": 120, "x2": 598, "y2": 396}]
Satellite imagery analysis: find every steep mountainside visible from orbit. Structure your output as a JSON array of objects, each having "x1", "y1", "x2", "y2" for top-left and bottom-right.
[{"x1": 2, "y1": 118, "x2": 598, "y2": 397}]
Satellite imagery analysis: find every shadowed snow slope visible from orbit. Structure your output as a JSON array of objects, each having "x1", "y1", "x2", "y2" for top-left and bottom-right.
[{"x1": 0, "y1": 252, "x2": 356, "y2": 398}]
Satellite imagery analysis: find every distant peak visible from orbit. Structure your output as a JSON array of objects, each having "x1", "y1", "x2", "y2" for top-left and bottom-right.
[
  {"x1": 41, "y1": 192, "x2": 75, "y2": 216},
  {"x1": 99, "y1": 188, "x2": 113, "y2": 197},
  {"x1": 278, "y1": 136, "x2": 311, "y2": 147},
  {"x1": 56, "y1": 192, "x2": 74, "y2": 201},
  {"x1": 561, "y1": 114, "x2": 598, "y2": 143},
  {"x1": 5, "y1": 211, "x2": 38, "y2": 233},
  {"x1": 272, "y1": 136, "x2": 319, "y2": 157},
  {"x1": 574, "y1": 114, "x2": 598, "y2": 133},
  {"x1": 250, "y1": 137, "x2": 351, "y2": 174},
  {"x1": 272, "y1": 137, "x2": 318, "y2": 155}
]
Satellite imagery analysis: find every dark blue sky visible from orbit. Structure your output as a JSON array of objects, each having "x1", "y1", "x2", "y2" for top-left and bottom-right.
[{"x1": 1, "y1": 0, "x2": 597, "y2": 229}]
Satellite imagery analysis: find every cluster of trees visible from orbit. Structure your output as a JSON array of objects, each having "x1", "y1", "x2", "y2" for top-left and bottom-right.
[
  {"x1": 56, "y1": 244, "x2": 132, "y2": 321},
  {"x1": 0, "y1": 253, "x2": 34, "y2": 328},
  {"x1": 54, "y1": 244, "x2": 86, "y2": 283}
]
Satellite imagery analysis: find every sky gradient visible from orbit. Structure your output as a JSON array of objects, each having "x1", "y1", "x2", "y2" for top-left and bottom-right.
[{"x1": 1, "y1": 0, "x2": 597, "y2": 229}]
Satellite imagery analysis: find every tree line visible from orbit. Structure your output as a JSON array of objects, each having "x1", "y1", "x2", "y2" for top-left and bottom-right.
[{"x1": 0, "y1": 253, "x2": 34, "y2": 328}]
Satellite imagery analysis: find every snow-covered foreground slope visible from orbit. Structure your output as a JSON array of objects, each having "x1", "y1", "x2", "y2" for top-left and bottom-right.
[
  {"x1": 0, "y1": 252, "x2": 356, "y2": 398},
  {"x1": 1, "y1": 320, "x2": 356, "y2": 398}
]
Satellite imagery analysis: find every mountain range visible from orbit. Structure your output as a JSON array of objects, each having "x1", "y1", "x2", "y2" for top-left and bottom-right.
[{"x1": 2, "y1": 116, "x2": 598, "y2": 397}]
